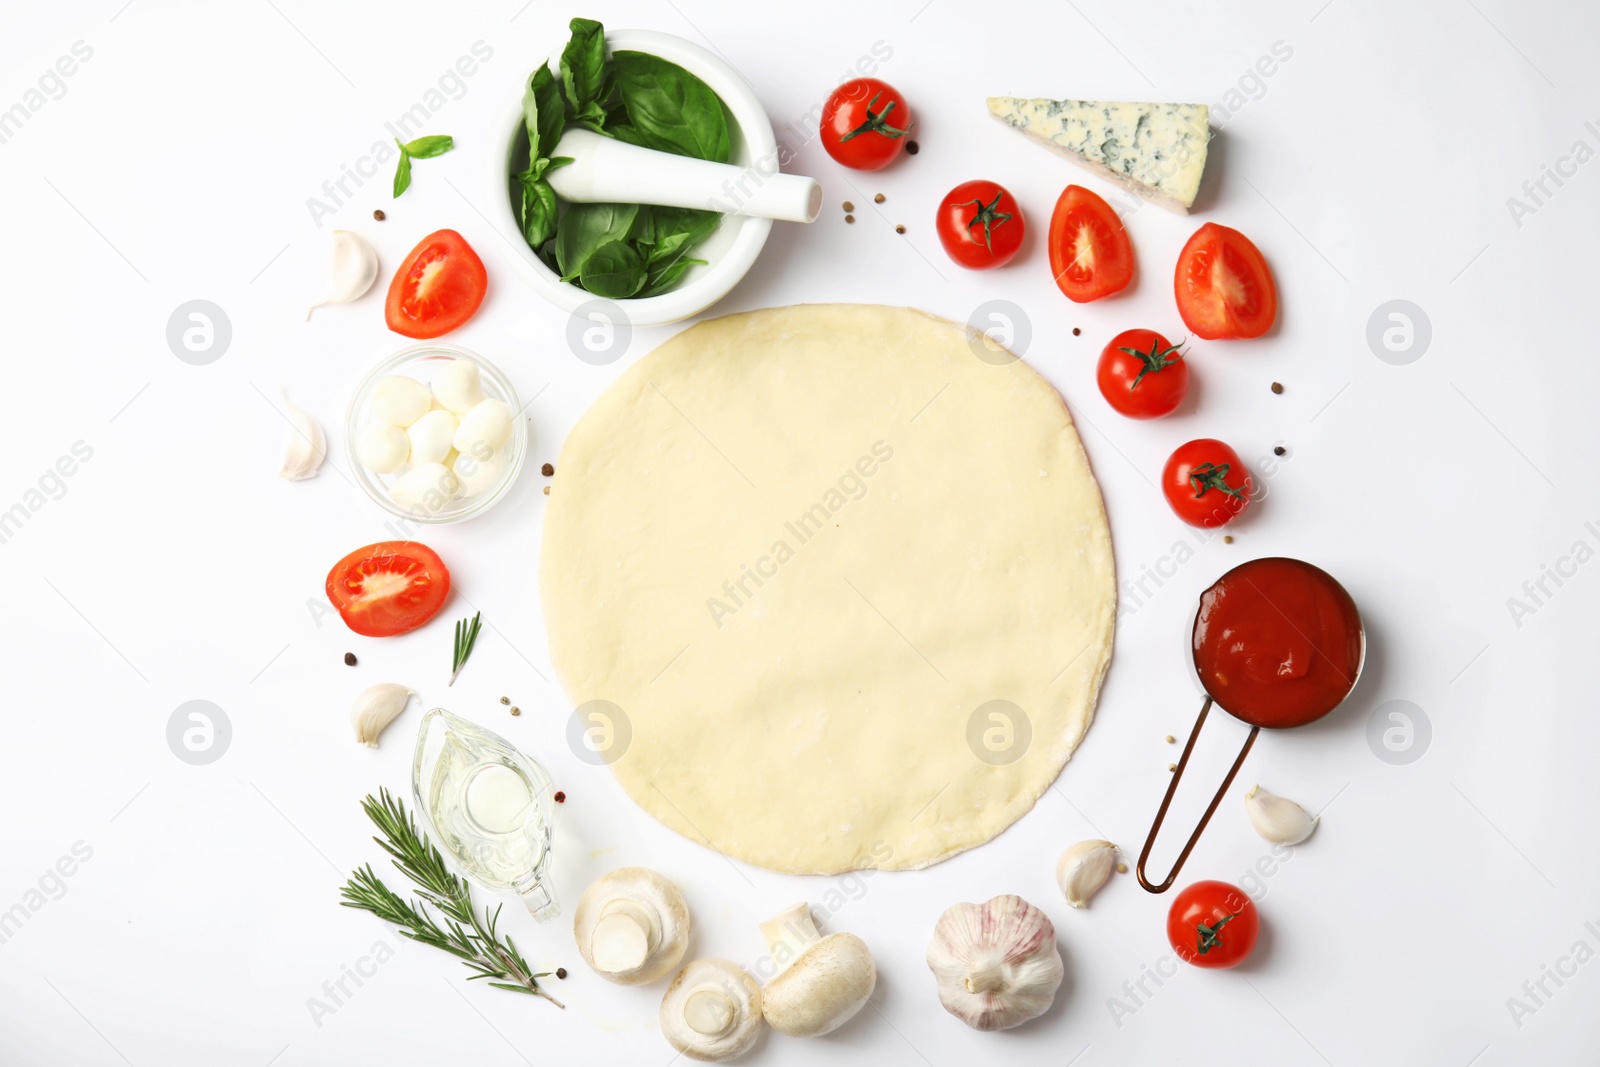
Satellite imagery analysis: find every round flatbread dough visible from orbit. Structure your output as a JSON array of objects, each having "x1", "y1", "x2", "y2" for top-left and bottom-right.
[{"x1": 542, "y1": 304, "x2": 1115, "y2": 874}]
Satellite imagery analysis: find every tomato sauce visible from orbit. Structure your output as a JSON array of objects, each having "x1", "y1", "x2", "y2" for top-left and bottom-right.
[{"x1": 1191, "y1": 557, "x2": 1362, "y2": 729}]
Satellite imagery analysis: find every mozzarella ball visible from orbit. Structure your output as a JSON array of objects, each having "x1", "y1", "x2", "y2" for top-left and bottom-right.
[
  {"x1": 432, "y1": 359, "x2": 486, "y2": 415},
  {"x1": 354, "y1": 423, "x2": 409, "y2": 474},
  {"x1": 406, "y1": 409, "x2": 459, "y2": 466},
  {"x1": 452, "y1": 399, "x2": 514, "y2": 456},
  {"x1": 453, "y1": 445, "x2": 509, "y2": 497},
  {"x1": 389, "y1": 463, "x2": 458, "y2": 514},
  {"x1": 370, "y1": 375, "x2": 432, "y2": 427}
]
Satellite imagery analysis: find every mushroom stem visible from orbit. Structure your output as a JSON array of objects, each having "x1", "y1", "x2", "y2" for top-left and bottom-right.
[
  {"x1": 964, "y1": 965, "x2": 1006, "y2": 995},
  {"x1": 759, "y1": 903, "x2": 822, "y2": 976},
  {"x1": 683, "y1": 988, "x2": 736, "y2": 1036}
]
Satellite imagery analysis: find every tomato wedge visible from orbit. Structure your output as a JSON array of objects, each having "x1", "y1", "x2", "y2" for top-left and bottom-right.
[
  {"x1": 1047, "y1": 185, "x2": 1134, "y2": 302},
  {"x1": 326, "y1": 541, "x2": 451, "y2": 637},
  {"x1": 384, "y1": 229, "x2": 487, "y2": 339},
  {"x1": 1174, "y1": 223, "x2": 1277, "y2": 340}
]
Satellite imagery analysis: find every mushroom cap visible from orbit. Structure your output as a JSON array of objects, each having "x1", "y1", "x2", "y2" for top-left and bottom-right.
[
  {"x1": 762, "y1": 932, "x2": 877, "y2": 1037},
  {"x1": 573, "y1": 867, "x2": 691, "y2": 985},
  {"x1": 660, "y1": 958, "x2": 765, "y2": 1062}
]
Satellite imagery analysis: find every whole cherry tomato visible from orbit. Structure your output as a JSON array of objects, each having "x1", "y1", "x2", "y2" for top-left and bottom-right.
[
  {"x1": 1167, "y1": 880, "x2": 1260, "y2": 969},
  {"x1": 1163, "y1": 439, "x2": 1252, "y2": 528},
  {"x1": 1097, "y1": 329, "x2": 1188, "y2": 418},
  {"x1": 821, "y1": 78, "x2": 911, "y2": 171},
  {"x1": 936, "y1": 180, "x2": 1024, "y2": 269}
]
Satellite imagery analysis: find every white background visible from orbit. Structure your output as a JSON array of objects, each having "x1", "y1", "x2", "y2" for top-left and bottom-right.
[{"x1": 1, "y1": 0, "x2": 1596, "y2": 1064}]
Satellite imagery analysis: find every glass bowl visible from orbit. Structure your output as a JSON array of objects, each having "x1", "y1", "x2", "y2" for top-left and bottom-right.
[{"x1": 345, "y1": 342, "x2": 527, "y2": 524}]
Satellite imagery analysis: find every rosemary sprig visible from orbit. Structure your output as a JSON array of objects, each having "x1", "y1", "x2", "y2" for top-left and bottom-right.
[
  {"x1": 449, "y1": 611, "x2": 483, "y2": 686},
  {"x1": 339, "y1": 788, "x2": 563, "y2": 1007}
]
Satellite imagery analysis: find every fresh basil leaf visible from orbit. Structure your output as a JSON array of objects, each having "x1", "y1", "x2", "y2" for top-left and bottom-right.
[
  {"x1": 610, "y1": 51, "x2": 730, "y2": 163},
  {"x1": 554, "y1": 202, "x2": 638, "y2": 279},
  {"x1": 392, "y1": 141, "x2": 412, "y2": 198},
  {"x1": 604, "y1": 124, "x2": 653, "y2": 149},
  {"x1": 639, "y1": 256, "x2": 705, "y2": 297},
  {"x1": 400, "y1": 134, "x2": 454, "y2": 159},
  {"x1": 523, "y1": 63, "x2": 566, "y2": 161},
  {"x1": 649, "y1": 206, "x2": 720, "y2": 245},
  {"x1": 578, "y1": 240, "x2": 646, "y2": 299},
  {"x1": 560, "y1": 17, "x2": 607, "y2": 116},
  {"x1": 519, "y1": 178, "x2": 559, "y2": 249}
]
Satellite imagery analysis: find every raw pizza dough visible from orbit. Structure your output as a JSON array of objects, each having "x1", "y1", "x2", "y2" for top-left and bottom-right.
[{"x1": 541, "y1": 304, "x2": 1115, "y2": 874}]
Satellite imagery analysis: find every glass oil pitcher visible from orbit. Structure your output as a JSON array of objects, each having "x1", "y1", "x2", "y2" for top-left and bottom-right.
[{"x1": 412, "y1": 708, "x2": 560, "y2": 921}]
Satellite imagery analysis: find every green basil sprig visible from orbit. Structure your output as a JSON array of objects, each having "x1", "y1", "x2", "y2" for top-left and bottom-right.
[{"x1": 392, "y1": 135, "x2": 454, "y2": 198}]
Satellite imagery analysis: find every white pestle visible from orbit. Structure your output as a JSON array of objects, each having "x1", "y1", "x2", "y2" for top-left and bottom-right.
[{"x1": 545, "y1": 128, "x2": 821, "y2": 224}]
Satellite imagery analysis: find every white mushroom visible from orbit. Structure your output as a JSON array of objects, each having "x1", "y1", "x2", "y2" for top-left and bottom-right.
[
  {"x1": 758, "y1": 903, "x2": 876, "y2": 1037},
  {"x1": 573, "y1": 868, "x2": 691, "y2": 985},
  {"x1": 660, "y1": 958, "x2": 764, "y2": 1062}
]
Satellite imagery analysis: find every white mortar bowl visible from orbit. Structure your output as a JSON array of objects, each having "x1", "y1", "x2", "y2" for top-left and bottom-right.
[{"x1": 491, "y1": 29, "x2": 775, "y2": 326}]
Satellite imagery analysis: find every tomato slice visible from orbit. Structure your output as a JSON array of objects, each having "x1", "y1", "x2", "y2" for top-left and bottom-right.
[
  {"x1": 1173, "y1": 223, "x2": 1277, "y2": 340},
  {"x1": 325, "y1": 541, "x2": 451, "y2": 637},
  {"x1": 384, "y1": 229, "x2": 487, "y2": 339},
  {"x1": 1047, "y1": 185, "x2": 1134, "y2": 302}
]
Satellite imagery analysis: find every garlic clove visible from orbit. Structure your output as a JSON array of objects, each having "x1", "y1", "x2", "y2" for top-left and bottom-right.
[
  {"x1": 354, "y1": 423, "x2": 410, "y2": 474},
  {"x1": 1245, "y1": 784, "x2": 1318, "y2": 845},
  {"x1": 389, "y1": 463, "x2": 458, "y2": 514},
  {"x1": 926, "y1": 895, "x2": 1064, "y2": 1032},
  {"x1": 278, "y1": 390, "x2": 327, "y2": 481},
  {"x1": 371, "y1": 375, "x2": 433, "y2": 427},
  {"x1": 432, "y1": 358, "x2": 486, "y2": 414},
  {"x1": 351, "y1": 683, "x2": 413, "y2": 747},
  {"x1": 406, "y1": 409, "x2": 459, "y2": 467},
  {"x1": 452, "y1": 398, "x2": 513, "y2": 456},
  {"x1": 1055, "y1": 839, "x2": 1117, "y2": 909},
  {"x1": 307, "y1": 230, "x2": 378, "y2": 320}
]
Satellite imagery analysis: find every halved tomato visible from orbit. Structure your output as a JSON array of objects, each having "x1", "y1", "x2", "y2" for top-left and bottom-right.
[
  {"x1": 1174, "y1": 223, "x2": 1277, "y2": 340},
  {"x1": 1048, "y1": 185, "x2": 1135, "y2": 302},
  {"x1": 384, "y1": 229, "x2": 487, "y2": 339},
  {"x1": 326, "y1": 541, "x2": 451, "y2": 637}
]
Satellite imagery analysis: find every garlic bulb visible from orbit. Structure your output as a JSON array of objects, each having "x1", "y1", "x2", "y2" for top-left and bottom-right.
[
  {"x1": 926, "y1": 895, "x2": 1064, "y2": 1031},
  {"x1": 307, "y1": 230, "x2": 378, "y2": 319},
  {"x1": 351, "y1": 683, "x2": 413, "y2": 747},
  {"x1": 660, "y1": 959, "x2": 764, "y2": 1062},
  {"x1": 574, "y1": 868, "x2": 691, "y2": 985},
  {"x1": 1245, "y1": 784, "x2": 1318, "y2": 845},
  {"x1": 759, "y1": 903, "x2": 876, "y2": 1037},
  {"x1": 1055, "y1": 839, "x2": 1117, "y2": 908},
  {"x1": 277, "y1": 390, "x2": 327, "y2": 481}
]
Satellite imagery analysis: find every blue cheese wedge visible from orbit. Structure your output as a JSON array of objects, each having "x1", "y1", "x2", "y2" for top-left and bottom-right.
[{"x1": 987, "y1": 98, "x2": 1210, "y2": 213}]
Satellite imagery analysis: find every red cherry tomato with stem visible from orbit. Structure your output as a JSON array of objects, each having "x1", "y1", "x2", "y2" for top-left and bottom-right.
[
  {"x1": 936, "y1": 180, "x2": 1024, "y2": 269},
  {"x1": 1163, "y1": 439, "x2": 1252, "y2": 528},
  {"x1": 1167, "y1": 880, "x2": 1259, "y2": 969},
  {"x1": 1097, "y1": 328, "x2": 1188, "y2": 418},
  {"x1": 325, "y1": 541, "x2": 451, "y2": 637},
  {"x1": 1048, "y1": 185, "x2": 1135, "y2": 302},
  {"x1": 1174, "y1": 223, "x2": 1277, "y2": 339},
  {"x1": 821, "y1": 78, "x2": 911, "y2": 171},
  {"x1": 385, "y1": 229, "x2": 487, "y2": 339}
]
